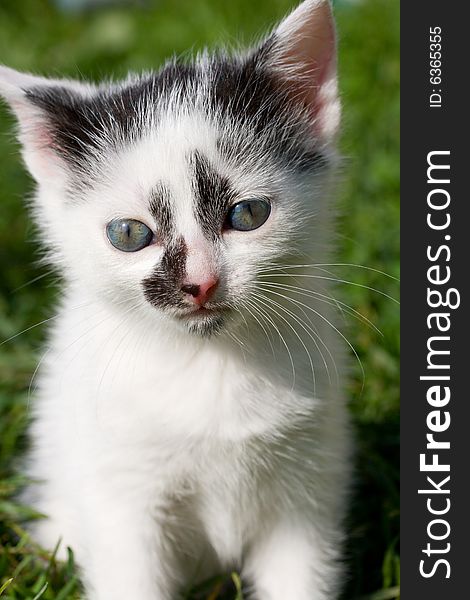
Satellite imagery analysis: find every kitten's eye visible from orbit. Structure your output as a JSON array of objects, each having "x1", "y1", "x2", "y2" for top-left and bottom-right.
[
  {"x1": 106, "y1": 219, "x2": 154, "y2": 252},
  {"x1": 225, "y1": 199, "x2": 271, "y2": 231}
]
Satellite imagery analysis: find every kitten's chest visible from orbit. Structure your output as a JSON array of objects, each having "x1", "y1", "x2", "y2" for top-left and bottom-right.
[
  {"x1": 112, "y1": 360, "x2": 291, "y2": 441},
  {"x1": 45, "y1": 303, "x2": 318, "y2": 449},
  {"x1": 54, "y1": 330, "x2": 302, "y2": 443}
]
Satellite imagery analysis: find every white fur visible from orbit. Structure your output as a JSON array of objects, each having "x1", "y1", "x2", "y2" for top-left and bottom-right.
[{"x1": 1, "y1": 2, "x2": 352, "y2": 599}]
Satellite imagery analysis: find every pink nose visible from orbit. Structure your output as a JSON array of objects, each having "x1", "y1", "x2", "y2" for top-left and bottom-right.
[{"x1": 181, "y1": 277, "x2": 219, "y2": 306}]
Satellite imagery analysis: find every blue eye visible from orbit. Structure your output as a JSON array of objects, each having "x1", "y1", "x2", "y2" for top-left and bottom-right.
[
  {"x1": 106, "y1": 219, "x2": 154, "y2": 252},
  {"x1": 226, "y1": 198, "x2": 271, "y2": 231}
]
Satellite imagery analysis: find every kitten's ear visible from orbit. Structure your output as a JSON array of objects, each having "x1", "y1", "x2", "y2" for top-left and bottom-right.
[
  {"x1": 263, "y1": 0, "x2": 340, "y2": 140},
  {"x1": 0, "y1": 65, "x2": 94, "y2": 185}
]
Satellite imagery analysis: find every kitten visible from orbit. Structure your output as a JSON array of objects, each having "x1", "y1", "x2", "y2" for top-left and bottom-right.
[{"x1": 0, "y1": 1, "x2": 352, "y2": 598}]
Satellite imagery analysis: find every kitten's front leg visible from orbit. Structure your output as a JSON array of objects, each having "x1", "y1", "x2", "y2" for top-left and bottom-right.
[
  {"x1": 79, "y1": 488, "x2": 177, "y2": 600},
  {"x1": 244, "y1": 517, "x2": 343, "y2": 600}
]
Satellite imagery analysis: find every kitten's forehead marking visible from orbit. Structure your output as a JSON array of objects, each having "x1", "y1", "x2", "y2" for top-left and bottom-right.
[
  {"x1": 190, "y1": 150, "x2": 234, "y2": 241},
  {"x1": 149, "y1": 183, "x2": 174, "y2": 241}
]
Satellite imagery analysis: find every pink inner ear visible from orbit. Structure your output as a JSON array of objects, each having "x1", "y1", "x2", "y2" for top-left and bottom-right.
[
  {"x1": 12, "y1": 98, "x2": 65, "y2": 182},
  {"x1": 274, "y1": 0, "x2": 339, "y2": 139},
  {"x1": 21, "y1": 127, "x2": 61, "y2": 180}
]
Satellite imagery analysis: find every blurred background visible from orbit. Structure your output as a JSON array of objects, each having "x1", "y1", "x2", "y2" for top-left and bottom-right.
[{"x1": 0, "y1": 0, "x2": 399, "y2": 598}]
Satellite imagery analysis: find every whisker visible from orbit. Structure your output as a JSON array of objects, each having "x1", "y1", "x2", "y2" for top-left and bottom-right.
[
  {"x1": 234, "y1": 306, "x2": 250, "y2": 347},
  {"x1": 257, "y1": 281, "x2": 383, "y2": 337},
  {"x1": 253, "y1": 285, "x2": 338, "y2": 386},
  {"x1": 248, "y1": 295, "x2": 297, "y2": 390},
  {"x1": 29, "y1": 294, "x2": 143, "y2": 400},
  {"x1": 240, "y1": 298, "x2": 276, "y2": 359},
  {"x1": 27, "y1": 301, "x2": 119, "y2": 407},
  {"x1": 253, "y1": 291, "x2": 319, "y2": 392},
  {"x1": 227, "y1": 329, "x2": 249, "y2": 367},
  {"x1": 96, "y1": 306, "x2": 140, "y2": 401},
  {"x1": 258, "y1": 273, "x2": 399, "y2": 305},
  {"x1": 1, "y1": 299, "x2": 96, "y2": 347},
  {"x1": 258, "y1": 262, "x2": 399, "y2": 281},
  {"x1": 10, "y1": 269, "x2": 57, "y2": 293},
  {"x1": 258, "y1": 286, "x2": 365, "y2": 393},
  {"x1": 251, "y1": 291, "x2": 315, "y2": 394},
  {"x1": 1, "y1": 316, "x2": 59, "y2": 347}
]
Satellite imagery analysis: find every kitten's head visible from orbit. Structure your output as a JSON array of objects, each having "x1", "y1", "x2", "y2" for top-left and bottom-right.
[{"x1": 0, "y1": 0, "x2": 339, "y2": 337}]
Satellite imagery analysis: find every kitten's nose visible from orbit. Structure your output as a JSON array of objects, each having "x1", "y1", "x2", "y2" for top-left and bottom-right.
[{"x1": 181, "y1": 277, "x2": 219, "y2": 306}]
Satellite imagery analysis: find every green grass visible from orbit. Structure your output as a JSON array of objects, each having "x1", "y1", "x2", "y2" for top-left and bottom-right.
[{"x1": 0, "y1": 0, "x2": 399, "y2": 598}]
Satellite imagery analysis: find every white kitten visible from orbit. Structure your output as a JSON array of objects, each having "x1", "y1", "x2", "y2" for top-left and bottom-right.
[{"x1": 0, "y1": 1, "x2": 351, "y2": 598}]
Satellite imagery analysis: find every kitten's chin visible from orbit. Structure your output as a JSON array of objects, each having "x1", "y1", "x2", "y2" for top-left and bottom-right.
[
  {"x1": 184, "y1": 316, "x2": 225, "y2": 337},
  {"x1": 176, "y1": 307, "x2": 228, "y2": 337}
]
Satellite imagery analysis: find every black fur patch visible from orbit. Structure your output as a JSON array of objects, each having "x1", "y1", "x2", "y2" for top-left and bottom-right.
[
  {"x1": 25, "y1": 40, "x2": 327, "y2": 178},
  {"x1": 142, "y1": 236, "x2": 187, "y2": 309},
  {"x1": 294, "y1": 149, "x2": 328, "y2": 173},
  {"x1": 209, "y1": 43, "x2": 327, "y2": 173},
  {"x1": 190, "y1": 151, "x2": 235, "y2": 240},
  {"x1": 211, "y1": 46, "x2": 285, "y2": 135},
  {"x1": 149, "y1": 184, "x2": 174, "y2": 242},
  {"x1": 25, "y1": 63, "x2": 200, "y2": 170}
]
